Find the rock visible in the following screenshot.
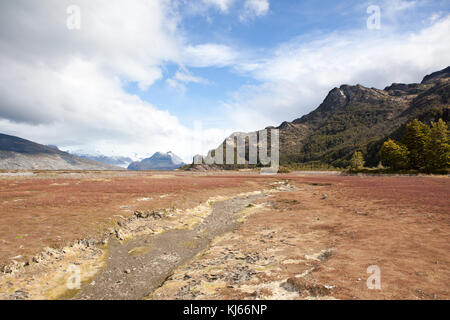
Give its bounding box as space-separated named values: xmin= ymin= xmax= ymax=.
xmin=134 ymin=210 xmax=148 ymax=219
xmin=151 ymin=211 xmax=163 ymax=219
xmin=115 ymin=229 xmax=125 ymax=240
xmin=322 ymin=194 xmax=328 ymax=200
xmin=12 ymin=290 xmax=29 ymax=300
xmin=134 ymin=210 xmax=163 ymax=220
xmin=124 ymin=269 xmax=131 ymax=274
xmin=285 ymin=277 xmax=332 ymax=297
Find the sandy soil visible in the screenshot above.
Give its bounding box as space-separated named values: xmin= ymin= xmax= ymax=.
xmin=0 ymin=171 xmax=449 ymax=300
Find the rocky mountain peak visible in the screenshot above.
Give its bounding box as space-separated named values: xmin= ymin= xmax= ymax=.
xmin=322 ymin=87 xmax=348 ymax=109
xmin=421 ymin=66 xmax=450 ymax=84
xmin=296 ymin=83 xmax=386 ymax=121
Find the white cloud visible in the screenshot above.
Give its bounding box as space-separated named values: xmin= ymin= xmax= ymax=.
xmin=370 ymin=0 xmax=425 ymax=26
xmin=183 ymin=0 xmax=269 ymax=23
xmin=240 ymin=0 xmax=270 ymax=21
xmin=0 ymin=0 xmax=181 ymax=96
xmin=0 ymin=0 xmax=227 ymax=162
xmin=166 ymin=70 xmax=211 ymax=93
xmin=201 ymin=0 xmax=236 ymax=13
xmin=383 ymin=0 xmax=418 ymax=13
xmin=425 ymin=12 xmax=443 ymax=24
xmin=183 ymin=43 xmax=239 ymax=67
xmin=1 ymin=0 xmax=448 ymax=162
xmin=0 ymin=55 xmax=193 ymax=159
xmin=174 ymin=71 xmax=211 ymax=84
xmin=220 ymin=14 xmax=450 ymax=131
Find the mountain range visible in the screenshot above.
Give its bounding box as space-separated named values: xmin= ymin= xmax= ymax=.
xmin=0 ymin=134 xmax=120 ymax=170
xmin=204 ymin=66 xmax=449 ymax=168
xmin=74 ymin=154 xmax=133 ymax=169
xmin=0 ymin=134 xmax=185 ymax=171
xmin=2 ymin=67 xmax=448 ymax=171
xmin=128 ymin=152 xmax=185 ymax=171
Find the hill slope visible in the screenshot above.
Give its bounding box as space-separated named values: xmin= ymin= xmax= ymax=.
xmin=205 ymin=67 xmax=449 ymax=168
xmin=0 ymin=133 xmax=120 ymax=170
xmin=281 ymin=66 xmax=449 ymax=167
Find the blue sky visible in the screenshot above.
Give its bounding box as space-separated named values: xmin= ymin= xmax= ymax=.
xmin=125 ymin=0 xmax=450 ymax=128
xmin=0 ymin=0 xmax=449 ymax=161
xmin=124 ymin=63 xmax=255 ymax=127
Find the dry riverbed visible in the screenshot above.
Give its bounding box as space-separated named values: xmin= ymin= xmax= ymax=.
xmin=0 ymin=173 xmax=289 ymax=299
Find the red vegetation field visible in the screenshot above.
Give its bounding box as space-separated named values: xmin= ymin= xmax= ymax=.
xmin=0 ymin=171 xmax=273 ymax=265
xmin=0 ymin=171 xmax=449 ymax=299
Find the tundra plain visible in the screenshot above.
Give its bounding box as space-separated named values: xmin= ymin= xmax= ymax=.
xmin=0 ymin=171 xmax=448 ymax=300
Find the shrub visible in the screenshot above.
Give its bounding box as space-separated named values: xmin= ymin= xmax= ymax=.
xmin=349 ymin=151 xmax=365 ymax=170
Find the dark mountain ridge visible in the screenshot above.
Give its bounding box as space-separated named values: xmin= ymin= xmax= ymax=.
xmin=0 ymin=133 xmax=120 ymax=170
xmin=279 ymin=66 xmax=450 ymax=167
xmin=203 ymin=67 xmax=449 ymax=168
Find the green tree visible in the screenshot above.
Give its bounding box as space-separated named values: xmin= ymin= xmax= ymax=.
xmin=402 ymin=119 xmax=430 ymax=169
xmin=349 ymin=151 xmax=365 ymax=170
xmin=380 ymin=139 xmax=410 ymax=170
xmin=425 ymin=119 xmax=450 ymax=171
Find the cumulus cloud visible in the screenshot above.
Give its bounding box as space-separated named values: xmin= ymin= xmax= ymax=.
xmin=201 ymin=0 xmax=236 ymax=13
xmin=0 ymin=0 xmax=226 ymax=161
xmin=383 ymin=0 xmax=419 ymax=13
xmin=0 ymin=58 xmax=189 ymax=154
xmin=1 ymin=0 xmax=448 ymax=161
xmin=183 ymin=0 xmax=269 ymax=23
xmin=240 ymin=0 xmax=270 ymax=21
xmin=183 ymin=43 xmax=239 ymax=67
xmin=166 ymin=70 xmax=211 ymax=93
xmin=222 ymin=14 xmax=450 ymax=131
xmin=173 ymin=71 xmax=211 ymax=85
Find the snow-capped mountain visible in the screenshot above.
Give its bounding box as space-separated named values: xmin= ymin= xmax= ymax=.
xmin=128 ymin=151 xmax=185 ymax=171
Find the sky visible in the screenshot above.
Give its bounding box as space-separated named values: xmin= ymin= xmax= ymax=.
xmin=0 ymin=0 xmax=449 ymax=162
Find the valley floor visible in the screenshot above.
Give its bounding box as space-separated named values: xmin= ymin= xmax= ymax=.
xmin=0 ymin=171 xmax=449 ymax=299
